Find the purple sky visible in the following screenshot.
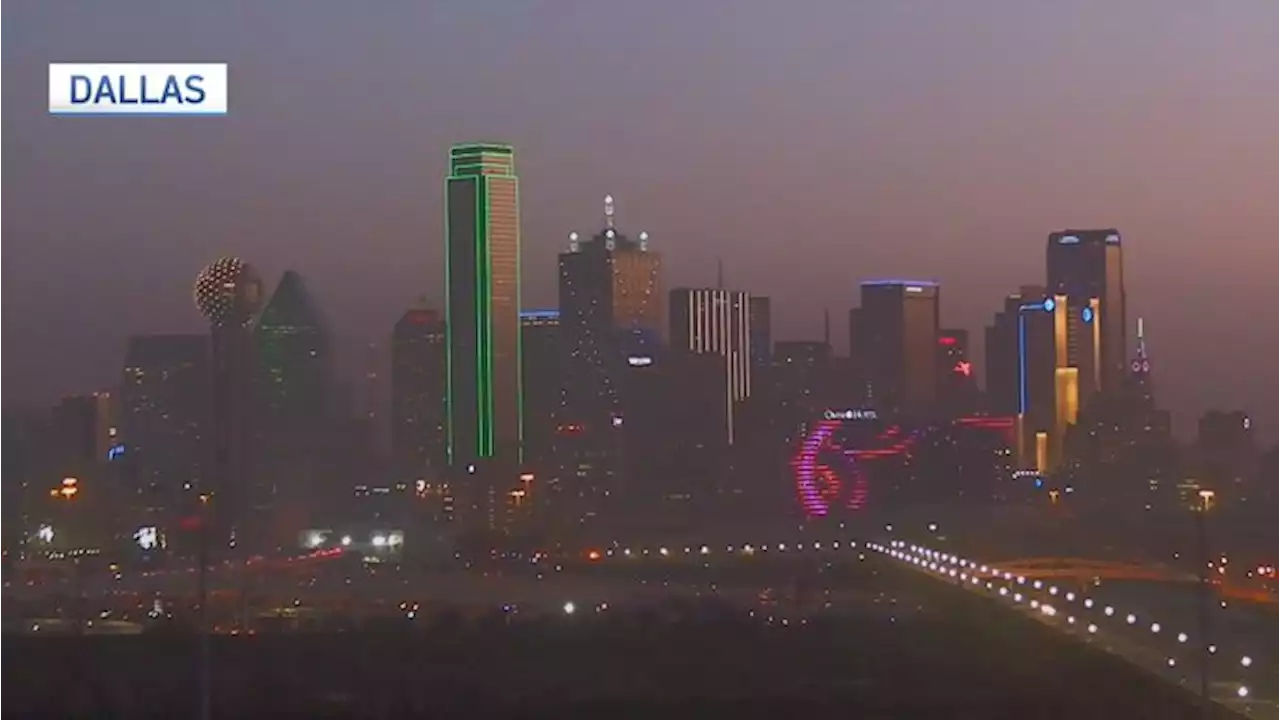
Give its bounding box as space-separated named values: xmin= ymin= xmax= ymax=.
xmin=3 ymin=1 xmax=1276 ymax=439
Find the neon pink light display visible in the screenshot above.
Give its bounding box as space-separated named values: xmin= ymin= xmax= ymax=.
xmin=792 ymin=420 xmax=870 ymax=517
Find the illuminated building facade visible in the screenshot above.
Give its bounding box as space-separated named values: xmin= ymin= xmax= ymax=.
xmin=792 ymin=413 xmax=1013 ymax=518
xmin=853 ymin=280 xmax=940 ymax=419
xmin=1047 ymin=229 xmax=1126 ymax=395
xmin=668 ymin=288 xmax=752 ymax=444
xmin=557 ymin=195 xmax=662 ymax=522
xmin=391 ymin=303 xmax=447 ymax=482
xmin=986 ymin=285 xmax=1100 ymax=473
xmin=445 ymin=143 xmax=523 ymax=472
xmin=558 ymin=195 xmax=662 ymax=436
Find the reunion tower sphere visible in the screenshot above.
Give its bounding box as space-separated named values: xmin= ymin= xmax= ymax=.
xmin=193 ymin=257 xmax=264 ymax=328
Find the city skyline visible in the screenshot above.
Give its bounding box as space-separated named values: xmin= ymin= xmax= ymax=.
xmin=3 ymin=1 xmax=1275 ymax=439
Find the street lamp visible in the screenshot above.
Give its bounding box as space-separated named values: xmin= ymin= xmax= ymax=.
xmin=1194 ymin=488 xmax=1216 ymax=717
xmin=197 ymin=492 xmax=212 ymax=720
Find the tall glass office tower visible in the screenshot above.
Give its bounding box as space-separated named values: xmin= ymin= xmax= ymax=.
xmin=445 ymin=143 xmax=522 ymax=469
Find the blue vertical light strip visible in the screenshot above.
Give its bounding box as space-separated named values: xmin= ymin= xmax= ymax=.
xmin=1017 ymin=312 xmax=1028 ymax=415
xmin=1016 ymin=299 xmax=1054 ymax=416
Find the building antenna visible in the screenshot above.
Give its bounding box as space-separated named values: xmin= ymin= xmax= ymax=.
xmin=604 ymin=194 xmax=615 ymax=230
xmin=1136 ymin=317 xmax=1147 ymax=359
xmin=716 ymin=258 xmax=724 ymax=290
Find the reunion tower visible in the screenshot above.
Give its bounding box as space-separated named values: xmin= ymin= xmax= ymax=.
xmin=194 ymin=257 xmax=263 ymax=553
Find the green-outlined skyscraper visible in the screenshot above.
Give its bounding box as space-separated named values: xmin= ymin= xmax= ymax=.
xmin=445 ymin=143 xmax=522 ymax=470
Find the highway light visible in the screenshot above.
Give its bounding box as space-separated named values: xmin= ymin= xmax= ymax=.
xmin=1177 ymin=632 xmax=1187 ymax=643
xmin=1237 ymin=686 xmax=1249 ymax=698
xmin=1125 ymin=614 xmax=1136 ymax=624
xmin=1150 ymin=623 xmax=1160 ymax=633
xmin=1208 ymin=645 xmax=1217 ymax=654
xmin=1087 ymin=624 xmax=1098 ymax=633
xmin=1065 ymin=592 xmax=1075 ymax=602
xmin=1167 ymin=658 xmax=1176 ymax=667
xmin=1104 ymin=606 xmax=1114 ymax=616
xmin=1240 ymin=656 xmax=1252 ymax=668
xmin=563 ymin=601 xmax=576 ymax=615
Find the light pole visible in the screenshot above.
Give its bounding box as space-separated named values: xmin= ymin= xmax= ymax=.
xmin=1195 ymin=488 xmax=1216 ymax=718
xmin=197 ymin=493 xmax=211 ymax=720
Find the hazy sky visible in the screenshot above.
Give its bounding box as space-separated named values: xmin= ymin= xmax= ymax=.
xmin=3 ymin=1 xmax=1276 ymax=439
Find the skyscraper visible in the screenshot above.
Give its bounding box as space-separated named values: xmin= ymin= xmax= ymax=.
xmin=519 ymin=309 xmax=561 ymax=472
xmin=1046 ymin=229 xmax=1125 ymax=395
xmin=120 ymin=335 xmax=210 ymax=532
xmin=445 ymin=143 xmax=522 ymax=469
xmin=390 ymin=303 xmax=447 ymax=482
xmin=257 ymin=271 xmax=332 ymax=427
xmin=854 ymin=280 xmax=940 ymax=419
xmin=669 ymin=288 xmax=752 ymax=444
xmin=557 ymin=195 xmax=662 ymax=518
xmin=558 ymin=195 xmax=663 ymax=434
xmin=748 ymin=296 xmax=772 ymax=371
xmin=986 ymin=286 xmax=1100 ymax=473
xmin=937 ymin=328 xmax=978 ymax=417
xmin=256 ymin=270 xmax=333 ymax=538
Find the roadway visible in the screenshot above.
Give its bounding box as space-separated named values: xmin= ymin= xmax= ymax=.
xmin=873 ymin=539 xmax=1276 ymax=720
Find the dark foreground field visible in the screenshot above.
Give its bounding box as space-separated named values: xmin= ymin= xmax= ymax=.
xmin=6 ymin=560 xmax=1235 ymax=720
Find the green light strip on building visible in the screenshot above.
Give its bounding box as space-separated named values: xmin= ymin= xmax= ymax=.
xmin=476 ymin=177 xmax=494 ymax=457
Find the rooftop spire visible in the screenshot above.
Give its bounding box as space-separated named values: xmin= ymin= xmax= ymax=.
xmin=604 ymin=194 xmax=615 ymax=230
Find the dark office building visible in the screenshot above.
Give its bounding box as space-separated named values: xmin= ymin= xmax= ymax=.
xmin=390 ymin=304 xmax=447 ymax=482
xmin=255 ymin=270 xmax=333 ymax=541
xmin=557 ymin=196 xmax=663 ymax=522
xmin=119 ymin=334 xmax=211 ymax=536
xmin=519 ymin=310 xmax=562 ymax=473
xmin=1046 ymin=229 xmax=1126 ymax=395
xmin=669 ymin=288 xmax=752 ymax=444
xmin=937 ymin=328 xmax=978 ymax=417
xmin=853 ymin=280 xmax=940 ymax=419
xmin=1198 ymin=410 xmax=1257 ymax=490
xmin=985 ymin=286 xmax=1050 ymax=419
xmin=748 ymin=296 xmax=772 ymax=370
